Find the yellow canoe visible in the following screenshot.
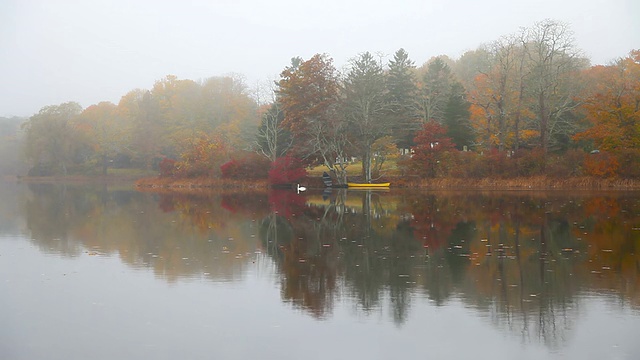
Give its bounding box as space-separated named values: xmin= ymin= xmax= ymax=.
xmin=347 ymin=182 xmax=391 ymax=188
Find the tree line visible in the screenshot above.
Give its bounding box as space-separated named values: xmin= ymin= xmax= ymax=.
xmin=16 ymin=19 xmax=640 ymax=181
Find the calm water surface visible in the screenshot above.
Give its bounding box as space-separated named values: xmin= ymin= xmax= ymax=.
xmin=1 ymin=182 xmax=639 ymax=360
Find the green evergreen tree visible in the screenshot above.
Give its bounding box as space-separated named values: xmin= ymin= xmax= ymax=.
xmin=386 ymin=48 xmax=420 ymax=149
xmin=343 ymin=52 xmax=390 ymax=182
xmin=419 ymin=57 xmax=453 ymax=124
xmin=444 ymin=82 xmax=475 ymax=150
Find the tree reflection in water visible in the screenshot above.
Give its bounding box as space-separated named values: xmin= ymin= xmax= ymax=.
xmin=15 ymin=183 xmax=640 ymax=346
xmin=255 ymin=189 xmax=639 ymax=340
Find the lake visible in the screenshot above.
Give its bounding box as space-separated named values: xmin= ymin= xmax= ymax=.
xmin=1 ymin=182 xmax=639 ymax=360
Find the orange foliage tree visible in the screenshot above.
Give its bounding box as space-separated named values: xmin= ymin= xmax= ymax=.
xmin=574 ymin=50 xmax=640 ymax=177
xmin=174 ymin=134 xmax=227 ymax=178
xmin=277 ymin=54 xmax=350 ymax=183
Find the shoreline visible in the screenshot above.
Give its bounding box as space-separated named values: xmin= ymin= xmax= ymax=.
xmin=135 ymin=175 xmax=640 ymax=191
xmin=9 ymin=175 xmax=640 ymax=191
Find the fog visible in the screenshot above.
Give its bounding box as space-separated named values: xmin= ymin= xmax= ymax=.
xmin=1 ymin=0 xmax=638 ymax=117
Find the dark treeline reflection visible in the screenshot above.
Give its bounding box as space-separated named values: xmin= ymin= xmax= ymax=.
xmin=10 ymin=184 xmax=640 ymax=342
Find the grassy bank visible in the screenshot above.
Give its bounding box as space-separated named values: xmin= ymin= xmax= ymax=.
xmin=15 ymin=169 xmax=156 ymax=184
xmin=135 ymin=176 xmax=269 ymax=191
xmin=393 ymin=176 xmax=640 ymax=190
xmin=134 ymin=175 xmax=640 ymax=191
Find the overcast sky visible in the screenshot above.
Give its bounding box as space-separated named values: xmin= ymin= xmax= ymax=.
xmin=1 ymin=0 xmax=638 ymax=117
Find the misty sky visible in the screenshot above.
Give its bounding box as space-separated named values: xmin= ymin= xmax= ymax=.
xmin=1 ymin=0 xmax=638 ymax=117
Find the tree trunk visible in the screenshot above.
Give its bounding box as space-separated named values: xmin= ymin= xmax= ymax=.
xmin=539 ymin=92 xmax=548 ymax=153
xmin=362 ymin=148 xmax=373 ymax=183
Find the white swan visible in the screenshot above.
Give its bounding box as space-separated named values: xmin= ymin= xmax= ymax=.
xmin=296 ymin=184 xmax=307 ymax=193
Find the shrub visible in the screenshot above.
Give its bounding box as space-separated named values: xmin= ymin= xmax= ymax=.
xmin=220 ymin=153 xmax=271 ymax=179
xmin=448 ymin=151 xmax=487 ymax=178
xmin=546 ymin=149 xmax=586 ymax=178
xmin=583 ymin=151 xmax=619 ymax=178
xmin=174 ymin=135 xmax=226 ymax=178
xmin=158 ymin=157 xmax=177 ymax=177
xmin=396 ymin=154 xmax=413 ymax=176
xmin=269 ymin=156 xmax=307 ymax=184
xmin=615 ymin=148 xmax=640 ymax=178
xmin=514 ymin=148 xmax=546 ymax=177
xmin=486 ymin=149 xmax=511 ymax=177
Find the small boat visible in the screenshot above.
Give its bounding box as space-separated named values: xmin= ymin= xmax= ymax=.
xmin=322 ymin=171 xmax=348 ymax=188
xmin=347 ymin=182 xmax=391 ymax=188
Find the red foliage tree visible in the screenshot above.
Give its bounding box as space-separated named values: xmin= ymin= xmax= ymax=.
xmin=158 ymin=157 xmax=177 ymax=177
xmin=410 ymin=121 xmax=456 ymax=177
xmin=268 ymin=156 xmax=307 ymax=184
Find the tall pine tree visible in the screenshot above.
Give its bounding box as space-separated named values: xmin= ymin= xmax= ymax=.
xmin=386 ymin=48 xmax=420 ymax=149
xmin=444 ymin=82 xmax=474 ymax=150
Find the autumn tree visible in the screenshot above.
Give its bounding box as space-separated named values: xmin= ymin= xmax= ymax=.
xmin=343 ymin=52 xmax=390 ymax=183
xmin=467 ymin=35 xmax=535 ymax=153
xmin=174 ymin=133 xmax=227 ymax=178
xmin=0 ymin=116 xmax=28 ymax=176
xmin=117 ymin=89 xmax=164 ymax=169
xmin=22 ymin=102 xmax=86 ymax=175
xmin=522 ymin=19 xmax=588 ymax=153
xmin=574 ymin=50 xmax=640 ymax=177
xmin=116 ymin=75 xmax=258 ymax=172
xmin=410 ymin=121 xmax=455 ymax=177
xmin=481 ymin=35 xmax=520 ymax=152
xmin=277 ymin=54 xmax=349 ymax=184
xmin=200 ymin=75 xmax=259 ymax=154
xmin=77 ymin=101 xmax=130 ymax=175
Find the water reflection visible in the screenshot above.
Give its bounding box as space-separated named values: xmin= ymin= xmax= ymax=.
xmin=3 ymin=182 xmax=639 ymax=348
xmin=14 ymin=183 xmax=264 ymax=282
